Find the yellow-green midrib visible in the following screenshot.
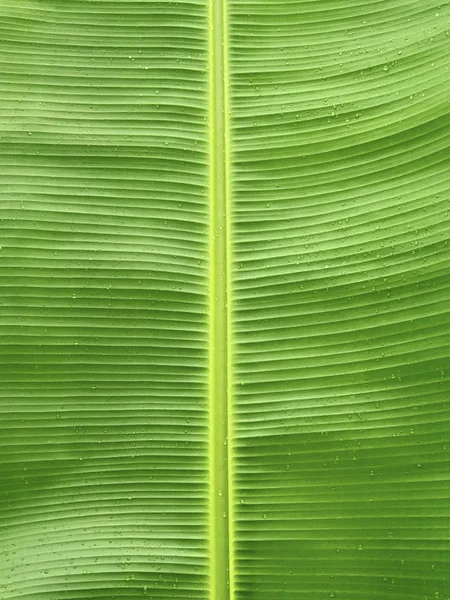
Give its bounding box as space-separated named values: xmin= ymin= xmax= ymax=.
xmin=208 ymin=0 xmax=234 ymax=596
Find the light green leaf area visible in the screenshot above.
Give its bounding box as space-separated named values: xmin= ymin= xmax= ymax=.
xmin=0 ymin=1 xmax=449 ymax=600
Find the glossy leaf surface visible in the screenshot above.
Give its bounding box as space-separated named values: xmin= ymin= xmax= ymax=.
xmin=0 ymin=1 xmax=449 ymax=599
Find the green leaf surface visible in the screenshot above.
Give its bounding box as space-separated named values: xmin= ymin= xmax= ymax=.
xmin=0 ymin=1 xmax=449 ymax=600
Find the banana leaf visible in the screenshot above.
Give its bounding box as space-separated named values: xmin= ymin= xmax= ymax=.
xmin=0 ymin=1 xmax=449 ymax=599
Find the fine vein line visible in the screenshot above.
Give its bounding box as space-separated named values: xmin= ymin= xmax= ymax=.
xmin=208 ymin=0 xmax=233 ymax=595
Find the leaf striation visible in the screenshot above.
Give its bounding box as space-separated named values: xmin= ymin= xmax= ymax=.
xmin=0 ymin=1 xmax=449 ymax=599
